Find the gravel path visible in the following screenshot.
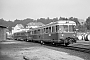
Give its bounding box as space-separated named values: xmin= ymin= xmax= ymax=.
xmin=0 ymin=40 xmax=90 ymax=60
xmin=1 ymin=47 xmax=85 ymax=60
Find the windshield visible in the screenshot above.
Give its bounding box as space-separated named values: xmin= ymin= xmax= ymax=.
xmin=59 ymin=25 xmax=68 ymax=32
xmin=59 ymin=25 xmax=75 ymax=32
xmin=69 ymin=25 xmax=75 ymax=32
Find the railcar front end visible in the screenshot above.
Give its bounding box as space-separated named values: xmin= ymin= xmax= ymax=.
xmin=57 ymin=21 xmax=78 ymax=46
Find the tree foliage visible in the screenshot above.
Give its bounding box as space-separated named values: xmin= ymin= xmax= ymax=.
xmin=86 ymin=16 xmax=90 ymax=30
xmin=0 ymin=17 xmax=81 ymax=31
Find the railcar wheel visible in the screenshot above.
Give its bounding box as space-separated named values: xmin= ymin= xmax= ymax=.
xmin=52 ymin=42 xmax=55 ymax=45
xmin=72 ymin=38 xmax=77 ymax=43
xmin=69 ymin=39 xmax=73 ymax=44
xmin=42 ymin=42 xmax=45 ymax=45
xmin=40 ymin=41 xmax=44 ymax=45
xmin=26 ymin=39 xmax=29 ymax=42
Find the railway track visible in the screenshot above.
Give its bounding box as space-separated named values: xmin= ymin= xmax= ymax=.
xmin=17 ymin=40 xmax=90 ymax=54
xmin=63 ymin=46 xmax=90 ymax=53
xmin=42 ymin=43 xmax=90 ymax=54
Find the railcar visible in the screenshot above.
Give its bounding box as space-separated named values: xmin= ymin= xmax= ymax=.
xmin=13 ymin=31 xmax=27 ymax=41
xmin=27 ymin=20 xmax=78 ymax=46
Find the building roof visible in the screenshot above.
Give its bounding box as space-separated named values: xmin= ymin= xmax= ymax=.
xmin=0 ymin=25 xmax=7 ymax=28
xmin=26 ymin=22 xmax=45 ymax=28
xmin=27 ymin=22 xmax=45 ymax=26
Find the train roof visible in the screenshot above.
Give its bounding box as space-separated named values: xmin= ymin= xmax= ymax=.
xmin=27 ymin=20 xmax=76 ymax=31
xmin=57 ymin=20 xmax=76 ymax=24
xmin=48 ymin=20 xmax=76 ymax=25
xmin=41 ymin=20 xmax=76 ymax=28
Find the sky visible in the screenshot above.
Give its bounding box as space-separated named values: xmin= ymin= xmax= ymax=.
xmin=0 ymin=0 xmax=90 ymax=21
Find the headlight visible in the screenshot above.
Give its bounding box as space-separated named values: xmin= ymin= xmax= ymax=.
xmin=73 ymin=34 xmax=75 ymax=36
xmin=62 ymin=34 xmax=64 ymax=36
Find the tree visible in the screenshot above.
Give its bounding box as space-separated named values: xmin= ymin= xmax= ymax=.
xmin=52 ymin=17 xmax=58 ymax=22
xmin=69 ymin=17 xmax=80 ymax=25
xmin=59 ymin=17 xmax=68 ymax=20
xmin=86 ymin=16 xmax=90 ymax=30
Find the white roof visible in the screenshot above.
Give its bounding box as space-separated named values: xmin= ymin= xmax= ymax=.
xmin=46 ymin=20 xmax=76 ymax=26
xmin=57 ymin=20 xmax=76 ymax=24
xmin=33 ymin=20 xmax=76 ymax=29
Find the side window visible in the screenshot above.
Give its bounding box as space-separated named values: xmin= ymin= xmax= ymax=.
xmin=46 ymin=27 xmax=48 ymax=33
xmin=38 ymin=29 xmax=40 ymax=34
xmin=48 ymin=27 xmax=51 ymax=33
xmin=69 ymin=25 xmax=75 ymax=32
xmin=34 ymin=30 xmax=37 ymax=34
xmin=59 ymin=25 xmax=64 ymax=32
xmin=30 ymin=31 xmax=32 ymax=35
xmin=41 ymin=29 xmax=43 ymax=34
xmin=31 ymin=31 xmax=32 ymax=35
xmin=27 ymin=31 xmax=30 ymax=35
xmin=21 ymin=33 xmax=22 ymax=35
xmin=14 ymin=33 xmax=16 ymax=36
xmin=36 ymin=30 xmax=38 ymax=34
xmin=52 ymin=26 xmax=55 ymax=32
xmin=56 ymin=25 xmax=59 ymax=32
xmin=17 ymin=33 xmax=19 ymax=36
xmin=44 ymin=28 xmax=46 ymax=33
xmin=63 ymin=25 xmax=68 ymax=32
xmin=31 ymin=31 xmax=33 ymax=34
xmin=39 ymin=29 xmax=41 ymax=34
xmin=32 ymin=31 xmax=35 ymax=34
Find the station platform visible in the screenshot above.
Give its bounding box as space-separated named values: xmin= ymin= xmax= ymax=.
xmin=69 ymin=40 xmax=90 ymax=49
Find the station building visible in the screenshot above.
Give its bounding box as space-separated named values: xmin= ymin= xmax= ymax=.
xmin=0 ymin=25 xmax=7 ymax=41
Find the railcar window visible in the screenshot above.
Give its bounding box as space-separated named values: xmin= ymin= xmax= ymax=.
xmin=31 ymin=31 xmax=33 ymax=34
xmin=27 ymin=32 xmax=30 ymax=35
xmin=59 ymin=25 xmax=68 ymax=32
xmin=25 ymin=33 xmax=28 ymax=36
xmin=20 ymin=33 xmax=21 ymax=36
xmin=21 ymin=33 xmax=23 ymax=36
xmin=59 ymin=25 xmax=64 ymax=32
xmin=34 ymin=30 xmax=37 ymax=34
xmin=38 ymin=29 xmax=40 ymax=34
xmin=20 ymin=33 xmax=22 ymax=35
xmin=63 ymin=25 xmax=68 ymax=32
xmin=28 ymin=31 xmax=31 ymax=35
xmin=32 ymin=31 xmax=33 ymax=34
xmin=41 ymin=29 xmax=43 ymax=34
xmin=14 ymin=33 xmax=17 ymax=36
xmin=48 ymin=27 xmax=51 ymax=33
xmin=52 ymin=26 xmax=55 ymax=32
xmin=43 ymin=28 xmax=46 ymax=33
xmin=30 ymin=31 xmax=32 ymax=35
xmin=14 ymin=33 xmax=16 ymax=36
xmin=36 ymin=30 xmax=38 ymax=34
xmin=69 ymin=25 xmax=75 ymax=32
xmin=16 ymin=33 xmax=17 ymax=36
xmin=32 ymin=31 xmax=34 ymax=34
xmin=40 ymin=29 xmax=42 ymax=34
xmin=46 ymin=27 xmax=48 ymax=33
xmin=56 ymin=25 xmax=59 ymax=32
xmin=17 ymin=33 xmax=20 ymax=36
